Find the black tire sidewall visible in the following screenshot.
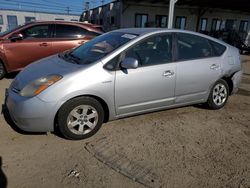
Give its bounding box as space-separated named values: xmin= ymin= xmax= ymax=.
xmin=207 ymin=79 xmax=229 ymax=109
xmin=58 ymin=97 xmax=104 ymax=140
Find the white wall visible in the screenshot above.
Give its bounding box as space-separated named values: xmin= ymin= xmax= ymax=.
xmin=0 ymin=10 xmax=80 ymax=32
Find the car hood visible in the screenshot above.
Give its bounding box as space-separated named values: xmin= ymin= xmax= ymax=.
xmin=12 ymin=55 xmax=84 ymax=91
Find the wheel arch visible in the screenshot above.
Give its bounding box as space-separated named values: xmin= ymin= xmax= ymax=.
xmin=221 ymin=73 xmax=235 ymax=96
xmin=54 ymin=94 xmax=110 ymax=130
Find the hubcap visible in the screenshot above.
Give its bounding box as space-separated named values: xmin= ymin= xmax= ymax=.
xmin=212 ymin=83 xmax=227 ymax=106
xmin=67 ymin=105 xmax=98 ymax=135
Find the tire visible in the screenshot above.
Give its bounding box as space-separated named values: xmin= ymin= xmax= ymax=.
xmin=0 ymin=61 xmax=6 ymax=79
xmin=206 ymin=79 xmax=229 ymax=109
xmin=58 ymin=97 xmax=104 ymax=140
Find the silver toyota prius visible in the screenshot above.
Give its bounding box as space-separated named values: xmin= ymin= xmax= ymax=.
xmin=6 ymin=28 xmax=242 ymax=140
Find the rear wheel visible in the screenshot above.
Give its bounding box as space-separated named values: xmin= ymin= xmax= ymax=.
xmin=206 ymin=79 xmax=229 ymax=109
xmin=58 ymin=97 xmax=104 ymax=140
xmin=0 ymin=61 xmax=6 ymax=79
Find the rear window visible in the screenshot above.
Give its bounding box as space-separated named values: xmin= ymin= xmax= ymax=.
xmin=209 ymin=40 xmax=226 ymax=56
xmin=55 ymin=24 xmax=99 ymax=38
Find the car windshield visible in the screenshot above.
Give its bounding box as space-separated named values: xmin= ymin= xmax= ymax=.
xmin=59 ymin=32 xmax=137 ymax=65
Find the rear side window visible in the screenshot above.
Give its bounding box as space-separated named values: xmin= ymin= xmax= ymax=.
xmin=55 ymin=24 xmax=98 ymax=38
xmin=176 ymin=33 xmax=213 ymax=61
xmin=209 ymin=40 xmax=226 ymax=56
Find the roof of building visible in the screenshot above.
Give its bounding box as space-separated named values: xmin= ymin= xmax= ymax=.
xmin=124 ymin=0 xmax=250 ymax=13
xmin=83 ymin=0 xmax=250 ymax=13
xmin=0 ymin=8 xmax=80 ymax=16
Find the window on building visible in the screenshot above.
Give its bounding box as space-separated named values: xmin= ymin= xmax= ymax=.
xmin=176 ymin=33 xmax=213 ymax=61
xmin=225 ymin=19 xmax=235 ymax=31
xmin=239 ymin=20 xmax=248 ymax=32
xmin=21 ymin=24 xmax=50 ymax=39
xmin=199 ymin=18 xmax=207 ymax=31
xmin=7 ymin=15 xmax=18 ymax=30
xmin=125 ymin=33 xmax=172 ymax=66
xmin=0 ymin=15 xmax=3 ymax=25
xmin=70 ymin=19 xmax=79 ymax=22
xmin=99 ymin=19 xmax=103 ymax=25
xmin=155 ymin=15 xmax=168 ymax=28
xmin=25 ymin=17 xmax=36 ymax=23
xmin=211 ymin=19 xmax=221 ymax=31
xmin=135 ymin=14 xmax=148 ymax=28
xmin=55 ymin=18 xmax=64 ymax=21
xmin=175 ymin=16 xmax=186 ymax=29
xmin=110 ymin=16 xmax=115 ymax=25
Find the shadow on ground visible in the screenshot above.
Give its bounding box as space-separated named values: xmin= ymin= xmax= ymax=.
xmin=4 ymin=72 xmax=19 ymax=80
xmin=0 ymin=157 xmax=7 ymax=188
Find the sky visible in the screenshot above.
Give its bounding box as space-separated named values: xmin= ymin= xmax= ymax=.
xmin=0 ymin=0 xmax=114 ymax=15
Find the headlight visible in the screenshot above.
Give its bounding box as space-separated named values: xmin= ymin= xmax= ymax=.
xmin=20 ymin=75 xmax=62 ymax=97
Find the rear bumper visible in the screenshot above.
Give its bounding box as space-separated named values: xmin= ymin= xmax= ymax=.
xmin=231 ymin=70 xmax=243 ymax=94
xmin=5 ymin=89 xmax=58 ymax=132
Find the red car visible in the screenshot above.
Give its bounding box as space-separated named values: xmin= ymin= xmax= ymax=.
xmin=0 ymin=21 xmax=103 ymax=79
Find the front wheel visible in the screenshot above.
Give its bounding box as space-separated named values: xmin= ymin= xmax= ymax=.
xmin=206 ymin=79 xmax=229 ymax=109
xmin=58 ymin=97 xmax=104 ymax=140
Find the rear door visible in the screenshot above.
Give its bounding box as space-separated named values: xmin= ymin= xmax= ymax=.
xmin=51 ymin=24 xmax=97 ymax=54
xmin=174 ymin=32 xmax=223 ymax=104
xmin=115 ymin=33 xmax=176 ymax=115
xmin=4 ymin=24 xmax=53 ymax=71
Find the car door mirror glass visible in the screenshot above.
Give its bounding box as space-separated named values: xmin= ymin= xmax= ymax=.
xmin=121 ymin=57 xmax=138 ymax=69
xmin=9 ymin=33 xmax=23 ymax=41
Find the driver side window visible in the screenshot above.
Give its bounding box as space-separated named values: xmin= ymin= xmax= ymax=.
xmin=125 ymin=33 xmax=172 ymax=67
xmin=21 ymin=24 xmax=50 ymax=39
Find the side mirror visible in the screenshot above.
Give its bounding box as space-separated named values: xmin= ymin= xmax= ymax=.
xmin=121 ymin=57 xmax=138 ymax=69
xmin=9 ymin=33 xmax=23 ymax=41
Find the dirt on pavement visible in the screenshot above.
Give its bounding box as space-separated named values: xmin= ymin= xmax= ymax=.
xmin=0 ymin=56 xmax=249 ymax=188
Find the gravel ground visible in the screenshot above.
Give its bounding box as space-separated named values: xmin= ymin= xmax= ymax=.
xmin=0 ymin=56 xmax=249 ymax=188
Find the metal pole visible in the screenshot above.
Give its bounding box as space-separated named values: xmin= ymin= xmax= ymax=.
xmin=168 ymin=0 xmax=178 ymax=29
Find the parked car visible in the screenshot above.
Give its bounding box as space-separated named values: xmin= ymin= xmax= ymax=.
xmin=0 ymin=21 xmax=103 ymax=79
xmin=6 ymin=28 xmax=242 ymax=140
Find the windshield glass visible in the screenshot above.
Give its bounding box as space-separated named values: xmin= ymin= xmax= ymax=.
xmin=59 ymin=32 xmax=137 ymax=65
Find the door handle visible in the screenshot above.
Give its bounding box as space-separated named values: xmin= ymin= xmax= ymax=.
xmin=210 ymin=64 xmax=220 ymax=70
xmin=163 ymin=70 xmax=174 ymax=77
xmin=39 ymin=42 xmax=48 ymax=47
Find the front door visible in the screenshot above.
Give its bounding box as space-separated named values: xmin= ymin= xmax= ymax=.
xmin=4 ymin=24 xmax=53 ymax=71
xmin=115 ymin=33 xmax=176 ymax=115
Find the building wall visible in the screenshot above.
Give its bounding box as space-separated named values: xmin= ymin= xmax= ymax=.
xmin=0 ymin=10 xmax=80 ymax=32
xmin=81 ymin=1 xmax=250 ymax=42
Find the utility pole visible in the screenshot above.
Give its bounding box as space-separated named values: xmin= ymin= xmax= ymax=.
xmin=168 ymin=0 xmax=178 ymax=29
xmin=66 ymin=6 xmax=70 ymax=15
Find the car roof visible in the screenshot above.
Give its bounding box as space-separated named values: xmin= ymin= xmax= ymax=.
xmin=113 ymin=28 xmax=230 ymax=47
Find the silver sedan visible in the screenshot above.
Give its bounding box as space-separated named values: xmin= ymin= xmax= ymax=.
xmin=6 ymin=28 xmax=242 ymax=140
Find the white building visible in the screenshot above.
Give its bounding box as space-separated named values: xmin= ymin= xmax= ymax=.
xmin=81 ymin=0 xmax=250 ymax=43
xmin=0 ymin=9 xmax=80 ymax=32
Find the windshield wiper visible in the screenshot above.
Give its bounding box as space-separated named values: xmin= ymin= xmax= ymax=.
xmin=61 ymin=52 xmax=81 ymax=64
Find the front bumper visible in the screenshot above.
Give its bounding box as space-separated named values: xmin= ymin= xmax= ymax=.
xmin=232 ymin=70 xmax=243 ymax=94
xmin=5 ymin=89 xmax=59 ymax=132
